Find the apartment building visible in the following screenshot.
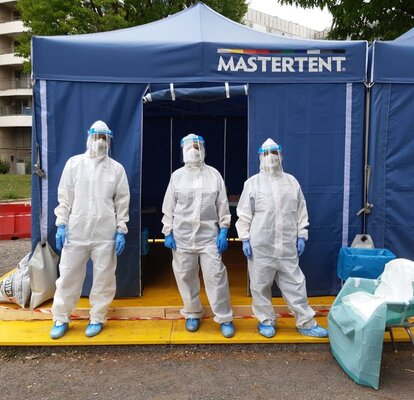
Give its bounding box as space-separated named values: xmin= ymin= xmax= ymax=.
xmin=0 ymin=0 xmax=31 ymax=174
xmin=243 ymin=8 xmax=329 ymax=39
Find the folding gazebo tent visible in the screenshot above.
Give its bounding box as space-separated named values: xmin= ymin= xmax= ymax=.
xmin=31 ymin=3 xmax=367 ymax=297
xmin=367 ymin=28 xmax=414 ymax=259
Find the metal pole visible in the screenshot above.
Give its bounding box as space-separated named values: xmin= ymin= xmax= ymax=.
xmin=170 ymin=117 xmax=173 ymax=175
xmin=223 ymin=117 xmax=227 ymax=183
xmin=362 ymin=82 xmax=374 ymax=235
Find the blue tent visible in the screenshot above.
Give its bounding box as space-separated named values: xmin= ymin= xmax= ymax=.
xmin=31 ymin=2 xmax=367 ymax=297
xmin=367 ymin=29 xmax=414 ymax=259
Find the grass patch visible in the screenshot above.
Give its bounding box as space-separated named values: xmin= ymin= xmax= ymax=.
xmin=0 ymin=174 xmax=31 ymax=201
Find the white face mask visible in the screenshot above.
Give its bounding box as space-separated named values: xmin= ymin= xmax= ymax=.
xmin=185 ymin=148 xmax=201 ymax=163
xmin=91 ymin=139 xmax=108 ymax=156
xmin=262 ymin=154 xmax=280 ymax=169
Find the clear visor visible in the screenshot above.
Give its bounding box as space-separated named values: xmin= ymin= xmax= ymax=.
xmin=90 ymin=133 xmax=111 ymax=142
xmin=181 ymin=137 xmax=205 ymax=163
xmin=261 ymin=150 xmax=280 ymax=157
xmin=87 ymin=133 xmax=111 ymax=156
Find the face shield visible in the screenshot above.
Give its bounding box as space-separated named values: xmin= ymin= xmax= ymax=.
xmin=87 ymin=121 xmax=113 ymax=158
xmin=258 ymin=139 xmax=283 ymax=175
xmin=180 ymin=134 xmax=206 ymax=164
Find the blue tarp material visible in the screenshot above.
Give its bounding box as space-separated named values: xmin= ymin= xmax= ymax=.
xmin=31 ymin=81 xmax=146 ymax=297
xmin=367 ymin=28 xmax=414 ymax=260
xmin=249 ymin=83 xmax=365 ymax=295
xmin=31 ymin=3 xmax=367 ymax=297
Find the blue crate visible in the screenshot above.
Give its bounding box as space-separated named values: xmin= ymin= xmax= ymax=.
xmin=337 ymin=247 xmax=396 ymax=280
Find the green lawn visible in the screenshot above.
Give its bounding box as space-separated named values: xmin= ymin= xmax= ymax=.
xmin=0 ymin=174 xmax=31 ymax=201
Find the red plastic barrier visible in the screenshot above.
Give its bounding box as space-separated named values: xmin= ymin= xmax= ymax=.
xmin=0 ymin=202 xmax=31 ymax=240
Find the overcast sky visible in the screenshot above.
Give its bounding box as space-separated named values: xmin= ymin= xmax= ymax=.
xmin=247 ymin=0 xmax=333 ymax=31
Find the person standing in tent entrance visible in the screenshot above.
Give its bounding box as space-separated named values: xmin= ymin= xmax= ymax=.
xmin=50 ymin=120 xmax=130 ymax=340
xmin=236 ymin=138 xmax=328 ymax=339
xmin=161 ymin=133 xmax=235 ymax=338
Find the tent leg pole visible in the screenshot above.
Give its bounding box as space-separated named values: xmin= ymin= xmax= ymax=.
xmin=224 ymin=117 xmax=227 ymax=183
xmin=170 ymin=117 xmax=173 ymax=175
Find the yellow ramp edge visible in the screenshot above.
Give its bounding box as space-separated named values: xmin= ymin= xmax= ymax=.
xmin=0 ymin=316 xmax=411 ymax=346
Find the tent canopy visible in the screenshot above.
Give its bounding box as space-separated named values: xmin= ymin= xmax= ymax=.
xmin=32 ymin=2 xmax=367 ymax=84
xmin=371 ymin=27 xmax=414 ymax=83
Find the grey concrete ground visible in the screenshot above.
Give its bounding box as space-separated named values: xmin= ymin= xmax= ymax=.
xmin=1 ymin=239 xmax=413 ymax=400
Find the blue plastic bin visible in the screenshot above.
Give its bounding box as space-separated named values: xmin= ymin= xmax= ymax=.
xmin=337 ymin=247 xmax=396 ymax=280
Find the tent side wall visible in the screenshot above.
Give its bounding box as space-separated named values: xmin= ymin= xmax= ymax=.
xmin=249 ymin=83 xmax=365 ymax=295
xmin=367 ymin=39 xmax=414 ymax=259
xmin=367 ymin=83 xmax=414 ymax=258
xmin=31 ymin=80 xmax=147 ymax=297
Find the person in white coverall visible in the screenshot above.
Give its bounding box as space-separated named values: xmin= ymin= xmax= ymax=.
xmin=236 ymin=138 xmax=328 ymax=338
xmin=162 ymin=133 xmax=235 ymax=338
xmin=50 ymin=120 xmax=130 ymax=340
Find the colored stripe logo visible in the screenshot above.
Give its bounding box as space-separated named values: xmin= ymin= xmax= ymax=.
xmin=217 ymin=48 xmax=345 ymax=55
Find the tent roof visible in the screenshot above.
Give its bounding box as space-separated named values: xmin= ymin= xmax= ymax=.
xmin=32 ymin=2 xmax=367 ymax=83
xmin=371 ymin=27 xmax=414 ymax=83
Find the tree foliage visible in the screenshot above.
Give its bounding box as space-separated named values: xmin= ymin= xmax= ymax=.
xmin=16 ymin=0 xmax=248 ymax=69
xmin=279 ymin=0 xmax=414 ymax=41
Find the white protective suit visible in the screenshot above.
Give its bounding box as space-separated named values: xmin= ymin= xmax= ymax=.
xmin=52 ymin=121 xmax=130 ymax=324
xmin=236 ymin=138 xmax=316 ymax=329
xmin=162 ymin=134 xmax=233 ymax=324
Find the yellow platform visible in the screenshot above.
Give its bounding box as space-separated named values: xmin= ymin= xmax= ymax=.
xmin=0 ymin=243 xmax=411 ymax=346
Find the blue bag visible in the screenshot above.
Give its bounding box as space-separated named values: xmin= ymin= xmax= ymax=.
xmin=337 ymin=247 xmax=396 ymax=280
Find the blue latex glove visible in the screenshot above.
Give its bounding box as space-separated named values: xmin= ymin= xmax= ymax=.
xmin=297 ymin=237 xmax=306 ymax=257
xmin=242 ymin=240 xmax=252 ymax=260
xmin=217 ymin=228 xmax=228 ymax=254
xmin=55 ymin=225 xmax=67 ymax=251
xmin=115 ymin=232 xmax=126 ymax=256
xmin=164 ymin=232 xmax=176 ymax=250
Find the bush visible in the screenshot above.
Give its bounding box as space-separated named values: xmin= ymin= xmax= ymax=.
xmin=25 ymin=160 xmax=31 ymax=175
xmin=0 ymin=159 xmax=10 ymax=174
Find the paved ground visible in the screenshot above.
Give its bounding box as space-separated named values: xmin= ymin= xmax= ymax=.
xmin=1 ymin=239 xmax=413 ymax=399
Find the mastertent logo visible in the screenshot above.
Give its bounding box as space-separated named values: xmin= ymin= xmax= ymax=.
xmin=217 ymin=48 xmax=346 ymax=73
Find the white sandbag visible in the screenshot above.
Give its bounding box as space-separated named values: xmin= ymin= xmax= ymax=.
xmin=0 ymin=253 xmax=31 ymax=308
xmin=29 ymin=241 xmax=59 ymax=309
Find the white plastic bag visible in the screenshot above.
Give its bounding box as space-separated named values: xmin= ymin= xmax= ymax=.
xmin=29 ymin=241 xmax=59 ymax=309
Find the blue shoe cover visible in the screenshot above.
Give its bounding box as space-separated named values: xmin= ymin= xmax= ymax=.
xmin=297 ymin=325 xmax=328 ymax=338
xmin=220 ymin=322 xmax=235 ymax=338
xmin=50 ymin=322 xmax=69 ymax=339
xmin=258 ymin=323 xmax=276 ymax=338
xmin=185 ymin=318 xmax=200 ymax=332
xmin=85 ymin=322 xmax=103 ymax=337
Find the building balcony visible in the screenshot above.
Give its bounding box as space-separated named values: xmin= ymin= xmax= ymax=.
xmin=0 ymin=114 xmax=31 ymax=127
xmin=0 ymin=78 xmax=31 ymax=95
xmin=0 ymin=105 xmax=32 ymax=116
xmin=0 ymin=87 xmax=31 ymax=97
xmin=0 ymin=20 xmax=26 ymax=35
xmin=0 ymin=52 xmax=25 ymax=66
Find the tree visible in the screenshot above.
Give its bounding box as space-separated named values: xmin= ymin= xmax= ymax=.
xmin=16 ymin=0 xmax=248 ymax=70
xmin=279 ymin=0 xmax=414 ymax=41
